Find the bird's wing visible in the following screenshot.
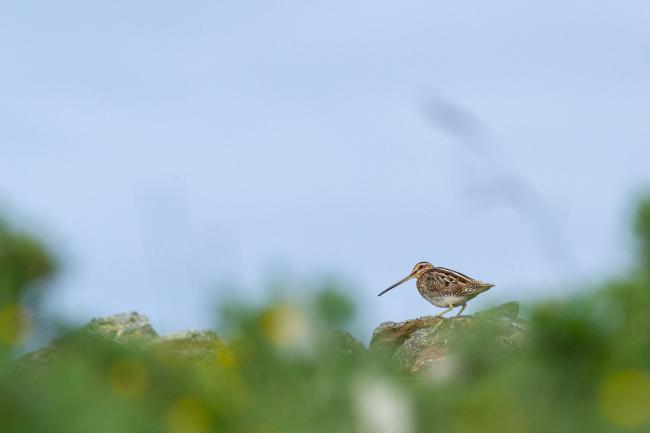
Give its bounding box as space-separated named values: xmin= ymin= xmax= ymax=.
xmin=432 ymin=267 xmax=493 ymax=295
xmin=432 ymin=267 xmax=474 ymax=284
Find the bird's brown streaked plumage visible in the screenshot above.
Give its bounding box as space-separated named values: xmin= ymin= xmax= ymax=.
xmin=378 ymin=261 xmax=494 ymax=317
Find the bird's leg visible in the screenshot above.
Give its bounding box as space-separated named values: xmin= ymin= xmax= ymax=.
xmin=435 ymin=303 xmax=455 ymax=318
xmin=454 ymin=303 xmax=467 ymax=317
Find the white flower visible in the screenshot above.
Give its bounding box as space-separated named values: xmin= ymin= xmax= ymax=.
xmin=353 ymin=376 xmax=414 ymax=433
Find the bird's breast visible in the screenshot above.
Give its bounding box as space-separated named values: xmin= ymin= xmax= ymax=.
xmin=416 ymin=275 xmax=468 ymax=307
xmin=424 ymin=294 xmax=467 ymax=307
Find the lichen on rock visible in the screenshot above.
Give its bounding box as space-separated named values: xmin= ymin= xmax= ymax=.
xmin=370 ymin=302 xmax=526 ymax=374
xmin=84 ymin=311 xmax=158 ymax=341
xmin=22 ymin=305 xmax=524 ymax=375
xmin=21 ymin=312 xmax=224 ymax=367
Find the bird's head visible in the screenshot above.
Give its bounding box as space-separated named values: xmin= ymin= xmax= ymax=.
xmin=378 ymin=261 xmax=433 ymax=297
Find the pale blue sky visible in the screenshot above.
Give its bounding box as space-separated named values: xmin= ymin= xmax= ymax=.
xmin=1 ymin=0 xmax=649 ymax=337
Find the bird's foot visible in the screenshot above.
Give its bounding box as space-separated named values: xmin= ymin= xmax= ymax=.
xmin=435 ymin=304 xmax=455 ymax=319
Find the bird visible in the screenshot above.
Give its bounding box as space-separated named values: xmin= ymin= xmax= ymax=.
xmin=378 ymin=262 xmax=494 ymax=318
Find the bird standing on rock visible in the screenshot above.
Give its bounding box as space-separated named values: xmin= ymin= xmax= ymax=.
xmin=378 ymin=262 xmax=494 ymax=317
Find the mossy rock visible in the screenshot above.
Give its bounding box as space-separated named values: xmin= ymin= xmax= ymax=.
xmin=370 ymin=302 xmax=526 ymax=373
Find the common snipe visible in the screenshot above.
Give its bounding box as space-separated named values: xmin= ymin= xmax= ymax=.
xmin=378 ymin=262 xmax=494 ymax=317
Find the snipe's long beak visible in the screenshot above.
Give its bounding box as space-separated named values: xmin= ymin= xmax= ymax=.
xmin=377 ymin=274 xmax=413 ymax=297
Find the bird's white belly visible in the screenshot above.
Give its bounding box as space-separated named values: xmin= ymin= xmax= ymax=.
xmin=428 ymin=295 xmax=466 ymax=308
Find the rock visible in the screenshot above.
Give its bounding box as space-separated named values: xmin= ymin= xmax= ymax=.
xmin=370 ymin=303 xmax=526 ymax=374
xmin=371 ymin=316 xmax=445 ymax=350
xmin=20 ymin=339 xmax=59 ymax=368
xmin=155 ymin=330 xmax=224 ymax=360
xmin=22 ymin=305 xmax=525 ymax=375
xmin=330 ymin=330 xmax=366 ymax=358
xmin=21 ymin=312 xmax=223 ymax=368
xmin=22 ymin=311 xmax=369 ymax=369
xmin=84 ymin=311 xmax=158 ymax=341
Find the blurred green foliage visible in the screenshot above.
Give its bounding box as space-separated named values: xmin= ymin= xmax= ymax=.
xmin=0 ymin=218 xmax=55 ymax=305
xmin=634 ymin=196 xmax=650 ymax=270
xmin=0 ymin=218 xmax=55 ymax=353
xmin=1 ymin=201 xmax=650 ymax=433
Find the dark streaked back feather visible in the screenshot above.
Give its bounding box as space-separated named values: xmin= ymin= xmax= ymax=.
xmin=417 ymin=267 xmax=494 ymax=298
xmin=433 ymin=267 xmax=474 ymax=284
